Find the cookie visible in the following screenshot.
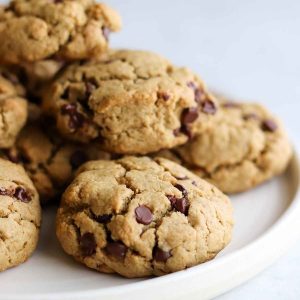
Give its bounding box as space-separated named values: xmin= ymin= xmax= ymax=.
xmin=56 ymin=156 xmax=233 ymax=278
xmin=0 ymin=0 xmax=121 ymax=64
xmin=3 ymin=121 xmax=111 ymax=204
xmin=0 ymin=67 xmax=28 ymax=148
xmin=0 ymin=158 xmax=41 ymax=272
xmin=43 ymin=49 xmax=219 ymax=154
xmin=157 ymin=100 xmax=292 ymax=194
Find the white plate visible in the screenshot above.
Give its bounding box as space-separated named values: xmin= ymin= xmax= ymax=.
xmin=1 ymin=152 xmax=299 ymax=300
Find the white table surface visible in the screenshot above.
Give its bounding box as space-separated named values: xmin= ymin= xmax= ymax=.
xmin=105 ymin=0 xmax=300 ymax=299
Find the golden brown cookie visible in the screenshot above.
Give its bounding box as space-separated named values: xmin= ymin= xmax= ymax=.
xmin=56 ymin=156 xmax=233 ymax=278
xmin=0 ymin=67 xmax=28 ymax=148
xmin=156 ymin=100 xmax=292 ymax=194
xmin=0 ymin=158 xmax=41 ymax=272
xmin=0 ymin=0 xmax=121 ymax=64
xmin=43 ymin=50 xmax=219 ymax=154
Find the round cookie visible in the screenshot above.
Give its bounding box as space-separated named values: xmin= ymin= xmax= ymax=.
xmin=56 ymin=156 xmax=233 ymax=278
xmin=0 ymin=0 xmax=121 ymax=64
xmin=157 ymin=100 xmax=292 ymax=194
xmin=43 ymin=50 xmax=219 ymax=154
xmin=0 ymin=67 xmax=28 ymax=148
xmin=3 ymin=122 xmax=111 ymax=205
xmin=0 ymin=158 xmax=41 ymax=272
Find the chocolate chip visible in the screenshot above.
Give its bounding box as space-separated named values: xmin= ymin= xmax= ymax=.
xmin=14 ymin=187 xmax=31 ymax=203
xmin=79 ymin=232 xmax=97 ymax=257
xmin=202 ymin=100 xmax=217 ymax=114
xmin=192 ymin=180 xmax=198 ymax=186
xmin=70 ymin=150 xmax=88 ymax=169
xmin=94 ymin=214 xmax=112 ymax=223
xmin=174 ymin=184 xmax=188 ymax=198
xmin=135 ymin=205 xmax=153 ymax=225
xmin=102 ymin=27 xmax=110 ymax=41
xmin=186 ymin=81 xmax=202 ymax=103
xmin=222 ymin=102 xmax=240 ymax=108
xmin=105 ymin=241 xmax=127 ymax=259
xmin=153 ymin=247 xmax=171 ymax=262
xmin=157 ymin=91 xmax=170 ymax=101
xmin=174 ymin=197 xmax=189 ymax=215
xmin=180 ymin=124 xmax=193 ymax=139
xmin=262 ymin=119 xmax=278 ymax=132
xmin=187 ymin=81 xmax=197 ymax=90
xmin=243 ymin=113 xmax=260 ymax=120
xmin=194 ymin=88 xmax=202 ymax=104
xmin=181 ymin=107 xmax=199 ymax=124
xmin=167 ymin=195 xmax=189 ymax=215
xmin=61 ymin=103 xmax=86 ymax=131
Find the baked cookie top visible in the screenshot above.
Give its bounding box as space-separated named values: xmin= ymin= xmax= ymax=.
xmin=56 ymin=156 xmax=233 ymax=278
xmin=3 ymin=121 xmax=111 ymax=204
xmin=0 ymin=67 xmax=28 ymax=148
xmin=164 ymin=99 xmax=292 ymax=193
xmin=0 ymin=158 xmax=41 ymax=271
xmin=43 ymin=49 xmax=219 ymax=154
xmin=0 ymin=0 xmax=121 ymax=64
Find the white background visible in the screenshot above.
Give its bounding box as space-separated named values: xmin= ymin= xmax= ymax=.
xmin=105 ymin=0 xmax=300 ymax=299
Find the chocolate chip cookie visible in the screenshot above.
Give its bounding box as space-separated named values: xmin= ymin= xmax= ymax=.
xmin=0 ymin=158 xmax=41 ymax=272
xmin=3 ymin=121 xmax=111 ymax=204
xmin=43 ymin=49 xmax=219 ymax=154
xmin=56 ymin=156 xmax=233 ymax=278
xmin=0 ymin=67 xmax=28 ymax=148
xmin=157 ymin=100 xmax=292 ymax=194
xmin=0 ymin=0 xmax=121 ymax=64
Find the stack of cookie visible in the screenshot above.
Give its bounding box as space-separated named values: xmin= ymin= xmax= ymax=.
xmin=0 ymin=0 xmax=292 ymax=278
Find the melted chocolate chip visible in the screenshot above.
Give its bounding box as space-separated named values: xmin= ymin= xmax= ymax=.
xmin=262 ymin=119 xmax=278 ymax=132
xmin=167 ymin=195 xmax=189 ymax=215
xmin=157 ymin=91 xmax=170 ymax=101
xmin=180 ymin=124 xmax=193 ymax=139
xmin=202 ymin=100 xmax=217 ymax=114
xmin=70 ymin=150 xmax=88 ymax=169
xmin=181 ymin=107 xmax=199 ymax=124
xmin=153 ymin=247 xmax=171 ymax=262
xmin=14 ymin=187 xmax=31 ymax=203
xmin=61 ymin=103 xmax=86 ymax=131
xmin=174 ymin=184 xmax=188 ymax=198
xmin=194 ymin=88 xmax=202 ymax=104
xmin=1 ymin=70 xmax=19 ymax=84
xmin=79 ymin=232 xmax=97 ymax=257
xmin=187 ymin=81 xmax=197 ymax=90
xmin=105 ymin=242 xmax=127 ymax=259
xmin=94 ymin=214 xmax=112 ymax=223
xmin=135 ymin=205 xmax=153 ymax=225
xmin=174 ymin=197 xmax=189 ymax=215
xmin=102 ymin=27 xmax=110 ymax=41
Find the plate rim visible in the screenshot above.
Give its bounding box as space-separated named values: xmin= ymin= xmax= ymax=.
xmin=3 ymin=150 xmax=300 ymax=300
